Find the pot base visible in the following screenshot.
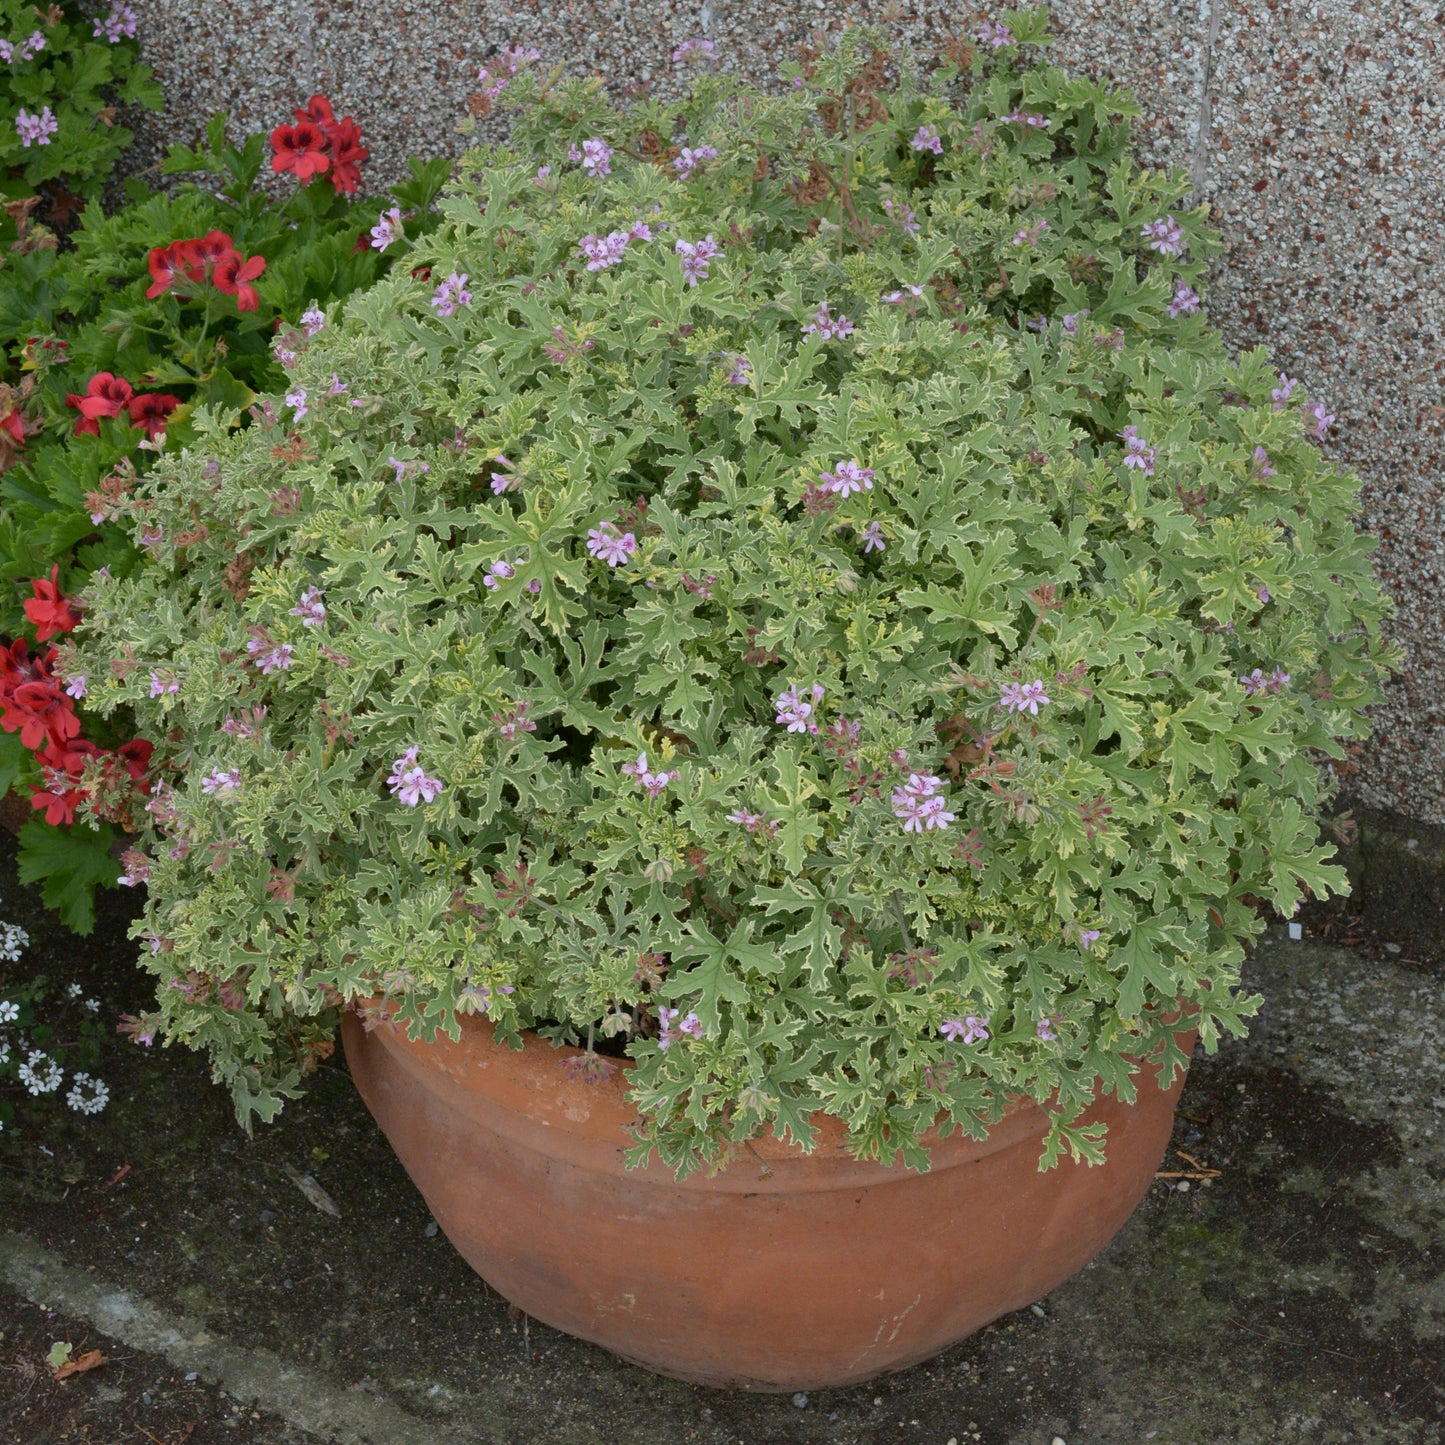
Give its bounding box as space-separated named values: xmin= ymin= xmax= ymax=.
xmin=342 ymin=1011 xmax=1191 ymax=1390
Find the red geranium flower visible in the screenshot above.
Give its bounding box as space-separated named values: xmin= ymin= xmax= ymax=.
xmin=117 ymin=737 xmax=155 ymax=789
xmin=0 ymin=408 xmax=24 ymax=446
xmin=79 ymin=372 xmax=134 ymax=422
xmin=0 ymin=637 xmax=38 ymax=694
xmin=270 ymin=120 xmax=331 ymax=182
xmin=322 ymin=114 xmax=368 ymax=195
xmin=188 ymin=229 xmax=239 ymax=272
xmin=31 ymin=738 xmax=104 ymax=826
xmin=127 ymin=392 xmax=181 ymax=440
xmin=145 ymin=240 xmax=192 ymax=299
xmin=0 ymin=676 xmax=81 ymax=753
xmin=212 ymin=249 xmax=267 ymax=312
xmin=295 ymin=94 xmax=335 ymax=128
xmin=23 ymin=565 xmax=81 ymax=641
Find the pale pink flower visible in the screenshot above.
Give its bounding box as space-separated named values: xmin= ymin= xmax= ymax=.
xmin=586 ymin=522 xmax=637 ymax=567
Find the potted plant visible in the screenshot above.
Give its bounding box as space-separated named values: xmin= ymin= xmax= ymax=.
xmin=59 ymin=11 xmax=1396 ymax=1389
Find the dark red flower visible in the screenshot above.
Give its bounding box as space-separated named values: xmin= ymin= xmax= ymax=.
xmin=322 ymin=114 xmax=368 ymax=194
xmin=0 ymin=676 xmax=80 ymax=753
xmin=117 ymin=738 xmax=154 ymax=789
xmin=295 ymin=94 xmax=335 ymax=128
xmin=270 ymin=120 xmax=331 ymax=182
xmin=64 ymin=392 xmax=99 ymax=436
xmin=0 ymin=408 xmax=24 ymax=446
xmin=31 ymin=738 xmax=104 ymax=826
xmin=212 ymin=250 xmax=267 ymax=312
xmin=188 ymin=229 xmax=239 ymax=272
xmin=0 ymin=637 xmax=39 ymax=694
xmin=127 ymin=392 xmax=181 ymax=440
xmin=77 ymin=372 xmax=134 ymax=422
xmin=23 ymin=566 xmax=81 ymax=640
xmin=145 ymin=240 xmax=190 ymax=299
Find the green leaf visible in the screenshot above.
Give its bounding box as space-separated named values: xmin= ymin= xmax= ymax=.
xmin=14 ymin=818 xmax=121 ymax=936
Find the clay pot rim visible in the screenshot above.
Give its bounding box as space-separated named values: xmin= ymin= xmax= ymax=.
xmin=357 ymin=1000 xmax=1196 ymax=1189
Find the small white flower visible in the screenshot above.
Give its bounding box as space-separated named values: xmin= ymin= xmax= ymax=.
xmin=65 ymin=1072 xmax=110 ymax=1115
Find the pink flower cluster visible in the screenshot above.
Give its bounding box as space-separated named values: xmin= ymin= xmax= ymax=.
xmin=246 ymin=631 xmax=294 ymax=674
xmin=977 ymin=19 xmax=1015 ymax=47
xmin=482 ymin=557 xmax=526 ymax=590
xmin=726 ymin=807 xmax=778 ymax=836
xmin=801 ymin=301 xmax=853 ymax=341
xmin=674 ymin=234 xmax=720 ymax=286
xmin=1239 ymin=667 xmax=1290 ymax=697
xmin=586 ymin=522 xmax=636 ymax=567
xmin=657 ymin=1007 xmax=703 ymax=1049
xmin=819 ymin=459 xmax=874 ymax=499
xmin=671 ymin=37 xmax=715 ymax=63
xmin=775 ymin=684 xmax=824 ymax=734
xmin=369 ymin=206 xmax=404 ymax=251
xmin=726 ymin=354 xmax=752 ymax=385
xmin=1141 ymin=215 xmax=1184 ymax=256
xmin=998 ymin=680 xmax=1050 ymax=716
xmin=567 ymin=137 xmax=613 ymax=176
xmin=941 ymin=1014 xmax=989 ymax=1044
xmin=475 ymin=44 xmax=540 ymax=102
xmin=859 ymin=520 xmax=886 ymax=554
xmin=1302 ymin=400 xmax=1334 ymax=441
xmin=14 ymin=105 xmax=57 ymax=147
xmin=673 ymin=145 xmax=718 ymax=179
xmin=386 ymin=746 xmax=445 ymax=806
xmin=430 ymin=272 xmax=472 ymax=318
xmin=289 ymin=587 xmax=327 ymax=627
xmin=0 ymin=30 xmax=44 ymax=63
xmin=1000 ymin=109 xmax=1051 ymax=129
xmin=883 ymin=198 xmax=919 ymax=236
xmin=492 ymin=702 xmax=536 ymax=742
xmin=1169 ymin=282 xmax=1201 ymax=317
xmin=578 ymin=227 xmax=647 ymax=271
xmin=1271 ymin=373 xmax=1298 ymax=410
xmin=93 ymin=4 xmax=137 ymax=41
xmin=201 ymin=768 xmax=242 ymax=796
xmin=1119 ymin=425 xmax=1156 ymax=476
xmin=623 ymin=751 xmax=678 ymax=797
xmin=910 ymin=124 xmax=942 ymax=154
xmin=892 ymin=773 xmax=955 ymax=833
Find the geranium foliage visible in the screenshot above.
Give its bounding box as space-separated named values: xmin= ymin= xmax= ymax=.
xmin=65 ymin=14 xmax=1396 ymax=1174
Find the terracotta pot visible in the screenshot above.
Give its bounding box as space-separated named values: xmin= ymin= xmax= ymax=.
xmin=342 ymin=1009 xmax=1193 ymax=1389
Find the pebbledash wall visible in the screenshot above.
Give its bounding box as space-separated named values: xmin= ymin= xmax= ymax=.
xmin=129 ymin=0 xmax=1445 ymax=931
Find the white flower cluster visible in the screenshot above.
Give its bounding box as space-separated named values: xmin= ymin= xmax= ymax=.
xmin=18 ymin=1049 xmax=62 ymax=1095
xmin=0 ymin=920 xmax=28 ymax=962
xmin=66 ymin=1073 xmax=110 ymax=1115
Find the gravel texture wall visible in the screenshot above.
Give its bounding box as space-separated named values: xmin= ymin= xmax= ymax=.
xmin=125 ymin=0 xmax=1444 ymax=827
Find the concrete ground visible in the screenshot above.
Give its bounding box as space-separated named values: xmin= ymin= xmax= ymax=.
xmin=1 ymin=827 xmax=1442 ymax=1444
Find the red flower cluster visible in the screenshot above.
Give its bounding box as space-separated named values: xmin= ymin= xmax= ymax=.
xmin=144 ymin=229 xmax=267 ymax=311
xmin=271 ymin=94 xmax=368 ymax=194
xmin=23 ymin=565 xmax=81 ymax=639
xmin=0 ymin=579 xmax=153 ymax=828
xmin=64 ymin=372 xmax=181 ymax=440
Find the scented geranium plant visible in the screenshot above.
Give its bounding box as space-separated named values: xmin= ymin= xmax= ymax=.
xmin=64 ymin=13 xmax=1395 ymax=1175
